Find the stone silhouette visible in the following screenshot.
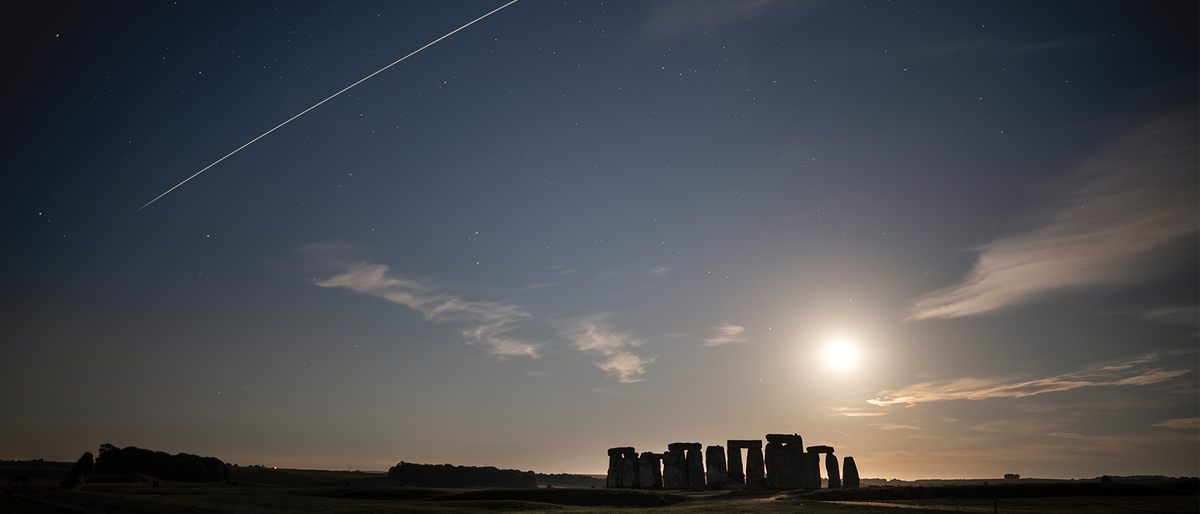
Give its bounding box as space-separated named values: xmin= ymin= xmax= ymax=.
xmin=687 ymin=448 xmax=705 ymax=489
xmin=60 ymin=452 xmax=94 ymax=490
xmin=726 ymin=439 xmax=762 ymax=486
xmin=765 ymin=434 xmax=803 ymax=489
xmin=746 ymin=445 xmax=766 ymax=487
xmin=623 ymin=451 xmax=639 ymax=488
xmin=842 ymin=456 xmax=860 ymax=487
xmin=661 ymin=448 xmax=686 ymax=489
xmin=727 ymin=446 xmax=744 ymax=484
xmin=667 ymin=442 xmax=704 ymax=489
xmin=606 ymin=447 xmax=636 ymax=488
xmin=705 ymin=445 xmax=727 ymax=488
xmin=605 ymin=434 xmax=859 ymax=491
xmin=606 ymin=448 xmax=622 ymax=488
xmin=825 ymin=453 xmax=841 ymax=488
xmin=638 ymin=452 xmax=663 ymax=489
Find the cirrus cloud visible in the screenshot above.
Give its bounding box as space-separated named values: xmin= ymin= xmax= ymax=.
xmin=704 ymin=324 xmax=750 ymax=346
xmin=868 ymin=353 xmax=1192 ymax=407
xmin=315 ymin=262 xmax=539 ymax=358
xmin=559 ymin=318 xmax=655 ymax=383
xmin=909 ymin=113 xmax=1198 ymax=320
xmin=1154 ymin=418 xmax=1200 ymax=430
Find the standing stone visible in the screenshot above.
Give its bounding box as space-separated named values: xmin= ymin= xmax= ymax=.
xmin=804 ymin=452 xmax=822 ymax=489
xmin=746 ymin=446 xmax=766 ymax=488
xmin=764 ymin=434 xmax=803 ymax=490
xmin=843 ymin=456 xmax=860 ymax=488
xmin=727 ymin=446 xmax=744 ymax=484
xmin=607 ymin=451 xmax=621 ymax=488
xmin=668 ymin=443 xmax=702 ymax=489
xmin=826 ymin=453 xmax=841 ymax=488
xmin=784 ymin=444 xmax=808 ymax=489
xmin=60 ymin=452 xmax=94 ymax=490
xmin=705 ymin=446 xmax=727 ymax=488
xmin=607 ymin=454 xmax=621 ymax=487
xmin=623 ymin=449 xmax=638 ymax=488
xmin=662 ymin=450 xmax=686 ymax=489
xmin=799 ymin=451 xmax=814 ymax=489
xmin=639 ymin=452 xmax=662 ymax=489
xmin=686 ymin=447 xmax=705 ymax=489
xmin=607 ymin=447 xmax=634 ymax=488
xmin=766 ymin=441 xmax=802 ymax=489
xmin=764 ymin=442 xmax=783 ymax=488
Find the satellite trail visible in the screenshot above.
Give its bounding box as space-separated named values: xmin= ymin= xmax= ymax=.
xmin=135 ymin=0 xmax=519 ymax=213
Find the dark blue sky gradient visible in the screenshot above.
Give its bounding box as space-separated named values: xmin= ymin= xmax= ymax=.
xmin=2 ymin=1 xmax=1196 ymax=478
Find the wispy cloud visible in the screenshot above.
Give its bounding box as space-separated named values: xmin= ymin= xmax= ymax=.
xmin=1011 ymin=37 xmax=1088 ymax=53
xmin=560 ymin=318 xmax=655 ymax=383
xmin=704 ymin=324 xmax=750 ymax=346
xmin=873 ymin=423 xmax=921 ymax=431
xmin=908 ymin=114 xmax=1198 ymax=320
xmin=868 ymin=354 xmax=1192 ymax=407
xmin=316 ymin=263 xmax=538 ymax=357
xmin=910 ymin=37 xmax=1087 ymax=60
xmin=641 ymin=0 xmax=811 ymax=38
xmin=1142 ymin=305 xmax=1199 ymax=327
xmin=825 ymin=407 xmax=886 ymax=417
xmin=1154 ymin=418 xmax=1199 ymax=430
xmin=649 ymin=266 xmax=672 ymax=277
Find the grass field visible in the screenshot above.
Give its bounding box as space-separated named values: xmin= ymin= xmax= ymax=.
xmin=3 ymin=462 xmax=1194 ymax=514
xmin=2 ymin=482 xmax=1196 ymax=514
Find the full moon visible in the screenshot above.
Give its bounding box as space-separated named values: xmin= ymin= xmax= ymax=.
xmin=825 ymin=340 xmax=858 ymax=370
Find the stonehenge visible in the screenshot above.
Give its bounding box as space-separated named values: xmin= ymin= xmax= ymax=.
xmin=607 ymin=434 xmax=857 ymax=491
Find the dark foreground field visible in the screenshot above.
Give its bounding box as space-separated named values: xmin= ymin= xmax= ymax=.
xmin=3 ymin=479 xmax=1197 ymax=514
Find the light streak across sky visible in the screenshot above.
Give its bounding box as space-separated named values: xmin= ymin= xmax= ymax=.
xmin=134 ymin=0 xmax=519 ymax=213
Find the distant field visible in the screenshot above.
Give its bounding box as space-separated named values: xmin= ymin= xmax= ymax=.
xmin=229 ymin=466 xmax=385 ymax=485
xmin=3 ymin=461 xmax=1194 ymax=514
xmin=2 ymin=480 xmax=1196 ymax=514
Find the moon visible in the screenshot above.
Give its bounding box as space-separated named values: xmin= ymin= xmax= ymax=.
xmin=824 ymin=340 xmax=859 ymax=370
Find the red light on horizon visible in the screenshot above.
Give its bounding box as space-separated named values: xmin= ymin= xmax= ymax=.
xmin=274 ymin=466 xmax=278 ymax=470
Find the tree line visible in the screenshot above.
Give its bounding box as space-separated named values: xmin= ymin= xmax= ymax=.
xmin=387 ymin=461 xmax=537 ymax=488
xmin=96 ymin=444 xmax=230 ymax=482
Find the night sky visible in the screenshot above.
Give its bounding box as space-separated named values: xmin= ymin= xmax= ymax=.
xmin=2 ymin=1 xmax=1197 ymax=480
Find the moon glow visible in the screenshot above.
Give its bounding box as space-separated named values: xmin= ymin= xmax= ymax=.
xmin=825 ymin=340 xmax=859 ymax=370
